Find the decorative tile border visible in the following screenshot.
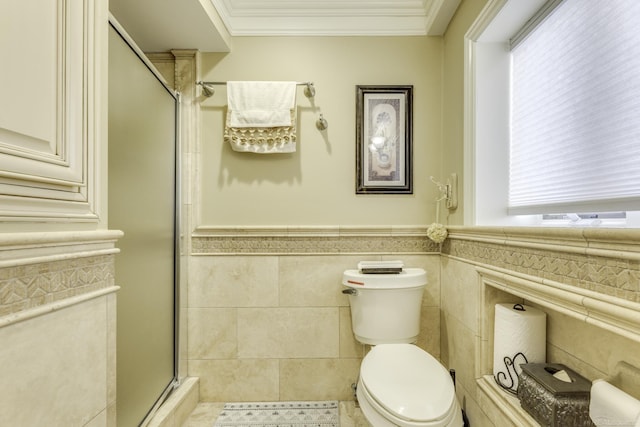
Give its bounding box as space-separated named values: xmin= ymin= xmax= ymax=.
xmin=0 ymin=254 xmax=116 ymax=317
xmin=192 ymin=226 xmax=440 ymax=255
xmin=443 ymin=227 xmax=640 ymax=303
xmin=192 ymin=225 xmax=640 ymax=301
xmin=0 ymin=231 xmax=122 ymax=318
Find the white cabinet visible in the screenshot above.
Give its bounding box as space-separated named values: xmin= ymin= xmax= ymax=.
xmin=0 ymin=0 xmax=106 ymax=224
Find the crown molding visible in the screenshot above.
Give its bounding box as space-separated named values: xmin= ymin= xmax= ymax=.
xmin=209 ymin=0 xmax=460 ymax=36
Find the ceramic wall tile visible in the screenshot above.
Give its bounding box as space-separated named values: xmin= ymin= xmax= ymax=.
xmin=187 ymin=226 xmax=640 ymax=425
xmin=189 ymin=359 xmax=279 ymax=402
xmin=279 ymin=358 xmax=361 ymax=401
xmin=237 ymin=307 xmax=339 ymax=359
xmin=544 ymin=307 xmax=640 ymax=380
xmin=417 ymin=305 xmax=441 ymax=359
xmin=279 ymin=255 xmax=369 ymax=307
xmin=107 ymin=293 xmax=117 ymax=409
xmin=187 ymin=248 xmax=439 ymax=402
xmin=456 ymin=383 xmax=492 ymax=427
xmin=441 ymin=257 xmax=481 ymax=334
xmin=84 ymin=410 xmax=107 ymax=427
xmin=440 ymin=311 xmax=477 ymax=395
xmin=546 ymin=343 xmax=606 ymax=383
xmin=339 ymin=306 xmax=364 ymax=358
xmin=0 ymin=296 xmax=108 ymax=426
xmin=189 ymin=256 xmax=279 ymax=308
xmin=107 ymin=402 xmax=116 ymax=427
xmin=188 ymin=308 xmax=237 ymax=359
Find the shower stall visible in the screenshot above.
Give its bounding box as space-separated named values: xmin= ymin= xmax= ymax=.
xmin=108 ymin=18 xmax=180 ymax=426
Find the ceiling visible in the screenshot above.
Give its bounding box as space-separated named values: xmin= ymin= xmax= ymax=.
xmin=109 ymin=0 xmax=461 ymax=53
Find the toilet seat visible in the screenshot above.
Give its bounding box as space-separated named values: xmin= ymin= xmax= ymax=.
xmin=359 ymin=344 xmax=458 ymax=426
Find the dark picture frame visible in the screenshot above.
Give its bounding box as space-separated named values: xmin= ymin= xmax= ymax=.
xmin=356 ymin=85 xmax=413 ymax=194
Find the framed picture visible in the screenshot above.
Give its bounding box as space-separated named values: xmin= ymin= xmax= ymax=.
xmin=356 ymin=85 xmax=413 ymax=194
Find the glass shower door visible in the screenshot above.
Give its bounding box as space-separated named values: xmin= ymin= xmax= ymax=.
xmin=108 ymin=22 xmax=178 ymax=427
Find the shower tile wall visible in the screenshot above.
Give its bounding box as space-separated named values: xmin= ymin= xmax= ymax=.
xmin=187 ymin=251 xmax=441 ymax=402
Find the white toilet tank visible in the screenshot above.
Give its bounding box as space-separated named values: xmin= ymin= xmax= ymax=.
xmin=342 ymin=268 xmax=427 ymax=345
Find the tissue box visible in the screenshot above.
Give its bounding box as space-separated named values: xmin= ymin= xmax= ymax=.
xmin=517 ymin=363 xmax=595 ymax=427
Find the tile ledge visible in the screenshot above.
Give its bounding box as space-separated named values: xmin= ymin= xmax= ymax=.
xmin=477 ymin=376 xmax=538 ymax=427
xmin=146 ymin=377 xmax=199 ymax=427
xmin=0 ymin=286 xmax=119 ymax=329
xmin=193 ymin=225 xmax=428 ymax=237
xmin=477 ymin=266 xmax=640 ymax=344
xmin=447 ymin=226 xmax=640 ymax=257
xmin=0 ymin=229 xmax=124 ymax=247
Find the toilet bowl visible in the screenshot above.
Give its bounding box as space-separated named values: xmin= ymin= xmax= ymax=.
xmin=356 ymin=344 xmax=463 ymax=427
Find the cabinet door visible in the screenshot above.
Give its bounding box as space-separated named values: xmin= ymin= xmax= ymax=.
xmin=0 ymin=0 xmax=104 ymax=223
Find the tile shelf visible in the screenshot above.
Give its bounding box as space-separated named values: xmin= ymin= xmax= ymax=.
xmin=475 ymin=264 xmax=640 ymax=424
xmin=477 ymin=375 xmax=539 ymax=426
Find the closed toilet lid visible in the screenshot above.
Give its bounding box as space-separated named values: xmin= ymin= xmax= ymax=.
xmin=360 ymin=344 xmax=455 ymax=423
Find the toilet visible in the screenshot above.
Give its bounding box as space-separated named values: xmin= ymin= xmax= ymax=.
xmin=343 ymin=267 xmax=464 ymax=427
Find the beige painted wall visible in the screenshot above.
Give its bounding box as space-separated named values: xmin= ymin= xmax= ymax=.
xmin=198 ymin=36 xmax=443 ymax=227
xmin=441 ymin=0 xmax=488 ymax=226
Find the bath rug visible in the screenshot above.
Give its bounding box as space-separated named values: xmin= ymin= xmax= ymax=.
xmin=212 ymin=400 xmax=339 ymax=427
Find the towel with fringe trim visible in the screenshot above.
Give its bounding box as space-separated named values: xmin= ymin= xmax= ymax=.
xmin=224 ymin=81 xmax=297 ymax=153
xmin=224 ymin=109 xmax=296 ymax=153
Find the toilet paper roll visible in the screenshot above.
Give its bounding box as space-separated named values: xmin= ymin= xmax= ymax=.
xmin=590 ymin=379 xmax=640 ymax=427
xmin=493 ymin=303 xmax=546 ymax=391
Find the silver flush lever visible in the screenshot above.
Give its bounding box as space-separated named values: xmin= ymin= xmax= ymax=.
xmin=342 ymin=288 xmax=358 ymax=296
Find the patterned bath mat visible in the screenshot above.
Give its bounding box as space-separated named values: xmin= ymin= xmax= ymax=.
xmin=213 ymin=401 xmax=339 ymax=427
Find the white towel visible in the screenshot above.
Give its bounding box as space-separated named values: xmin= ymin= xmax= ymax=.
xmin=590 ymin=379 xmax=640 ymax=426
xmin=227 ymin=81 xmax=296 ymax=128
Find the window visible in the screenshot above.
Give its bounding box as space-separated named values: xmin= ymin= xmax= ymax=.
xmin=466 ymin=0 xmax=640 ymax=227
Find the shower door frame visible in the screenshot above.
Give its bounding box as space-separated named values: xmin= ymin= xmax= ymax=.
xmin=108 ymin=16 xmax=181 ymax=427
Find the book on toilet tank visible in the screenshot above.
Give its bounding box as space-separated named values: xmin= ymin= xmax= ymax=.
xmin=358 ymin=260 xmax=404 ymax=274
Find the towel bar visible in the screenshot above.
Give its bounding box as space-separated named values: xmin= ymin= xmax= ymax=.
xmin=197 ymin=81 xmax=328 ymax=130
xmin=197 ymin=81 xmax=316 ymax=98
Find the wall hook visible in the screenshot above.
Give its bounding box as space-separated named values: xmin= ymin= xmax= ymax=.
xmin=304 ymin=83 xmax=316 ymax=98
xmin=430 ymin=174 xmax=458 ymax=210
xmin=316 ymin=114 xmax=328 ymax=130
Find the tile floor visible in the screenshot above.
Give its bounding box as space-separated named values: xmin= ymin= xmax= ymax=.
xmin=181 ymin=401 xmax=371 ymax=427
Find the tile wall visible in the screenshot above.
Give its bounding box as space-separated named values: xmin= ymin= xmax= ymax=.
xmin=189 ymin=226 xmax=640 ymax=427
xmin=440 ymin=227 xmax=640 ymax=426
xmin=0 ymin=231 xmax=121 ymax=427
xmin=188 ymin=229 xmax=440 ymax=402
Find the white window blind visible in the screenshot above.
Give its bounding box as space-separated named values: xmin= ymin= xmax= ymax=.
xmin=509 ymin=0 xmax=640 ymax=215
